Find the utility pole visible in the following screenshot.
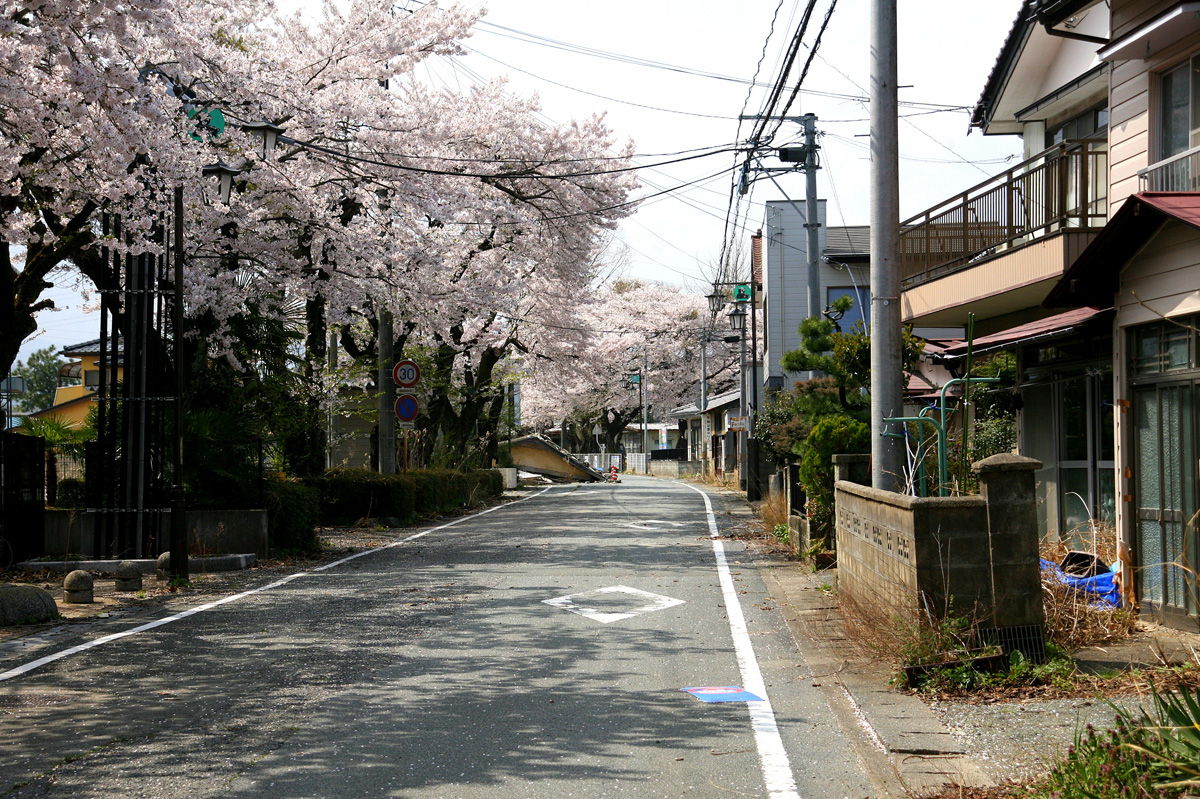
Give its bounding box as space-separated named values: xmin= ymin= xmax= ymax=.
xmin=378 ymin=309 xmax=396 ymax=474
xmin=641 ymin=348 xmax=650 ymax=474
xmin=746 ymin=281 xmax=762 ymax=502
xmin=803 ymin=114 xmax=822 ymax=325
xmin=870 ymin=0 xmax=904 ymax=490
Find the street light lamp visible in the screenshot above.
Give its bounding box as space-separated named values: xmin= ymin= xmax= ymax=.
xmin=239 ymin=121 xmax=286 ymax=160
xmin=727 ymin=302 xmax=747 ymax=332
xmin=706 ymin=290 xmax=725 ymax=315
xmin=201 ymin=161 xmax=242 ymax=204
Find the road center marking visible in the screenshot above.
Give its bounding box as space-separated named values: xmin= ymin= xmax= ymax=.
xmin=543 ymin=585 xmax=685 ymax=624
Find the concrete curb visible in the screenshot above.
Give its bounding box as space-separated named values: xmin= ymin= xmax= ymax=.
xmin=15 ymin=554 xmax=257 ymax=575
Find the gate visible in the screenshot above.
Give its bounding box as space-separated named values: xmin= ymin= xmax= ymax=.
xmin=0 ymin=432 xmax=46 ymax=567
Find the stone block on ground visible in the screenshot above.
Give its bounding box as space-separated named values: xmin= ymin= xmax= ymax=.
xmin=63 ymin=570 xmax=94 ymax=604
xmin=114 ymin=560 xmax=142 ymax=592
xmin=0 ymin=584 xmax=58 ymax=625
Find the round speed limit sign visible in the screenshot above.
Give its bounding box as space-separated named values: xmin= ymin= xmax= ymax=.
xmin=392 ymin=359 xmax=420 ymax=388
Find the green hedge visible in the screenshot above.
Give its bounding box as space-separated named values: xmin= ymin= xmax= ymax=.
xmin=265 ymin=479 xmax=321 ymax=553
xmin=303 ymin=468 xmax=504 ymax=526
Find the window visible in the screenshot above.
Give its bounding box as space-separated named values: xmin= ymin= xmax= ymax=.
xmin=1131 ymin=316 xmax=1199 ymax=378
xmin=1047 ymin=103 xmax=1109 ymax=147
xmin=826 ymin=286 xmax=870 ymax=333
xmin=1159 ymin=57 xmax=1200 ymax=159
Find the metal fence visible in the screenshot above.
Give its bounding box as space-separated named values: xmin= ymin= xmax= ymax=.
xmin=1140 ymin=146 xmax=1200 ymax=191
xmin=0 ymin=432 xmax=45 ymax=565
xmin=900 ymin=138 xmax=1107 ymax=286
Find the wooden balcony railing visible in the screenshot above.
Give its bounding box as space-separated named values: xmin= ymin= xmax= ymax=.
xmin=900 ymin=138 xmax=1107 ymax=287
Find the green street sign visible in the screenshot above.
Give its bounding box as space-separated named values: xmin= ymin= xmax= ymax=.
xmin=733 ymin=283 xmax=752 ymax=302
xmin=628 ymin=374 xmax=641 ymax=385
xmin=187 ymin=107 xmax=227 ymax=141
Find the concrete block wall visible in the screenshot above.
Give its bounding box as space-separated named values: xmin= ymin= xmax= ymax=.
xmin=834 ymin=454 xmax=1046 ymax=658
xmin=649 ymin=460 xmax=701 ymax=478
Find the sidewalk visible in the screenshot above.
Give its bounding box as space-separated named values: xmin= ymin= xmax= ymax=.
xmin=706 ymin=483 xmax=1199 ymax=797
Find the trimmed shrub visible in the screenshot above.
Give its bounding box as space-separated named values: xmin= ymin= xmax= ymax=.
xmin=304 ymin=469 xmax=405 ymax=526
xmin=799 ymin=415 xmax=870 ymax=540
xmin=55 ymin=478 xmax=86 ymax=508
xmin=303 ymin=468 xmax=503 ymax=526
xmin=265 ymin=479 xmax=321 ymax=553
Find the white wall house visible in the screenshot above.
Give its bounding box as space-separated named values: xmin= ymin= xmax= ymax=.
xmin=762 ymin=200 xmax=870 ymax=391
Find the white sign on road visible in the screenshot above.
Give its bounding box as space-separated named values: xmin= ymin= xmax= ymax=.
xmin=624 ymin=520 xmax=687 ymax=531
xmin=543 ymin=585 xmax=685 ymax=624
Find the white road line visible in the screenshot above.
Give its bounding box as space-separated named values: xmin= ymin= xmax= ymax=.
xmin=681 ymin=482 xmax=801 ymax=799
xmin=0 ymin=487 xmax=554 ymax=683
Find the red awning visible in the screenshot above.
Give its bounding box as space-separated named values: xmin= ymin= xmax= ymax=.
xmin=941 ymin=307 xmax=1112 ymax=357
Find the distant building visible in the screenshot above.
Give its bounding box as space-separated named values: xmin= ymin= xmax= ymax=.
xmin=28 ymin=338 xmax=123 ymax=427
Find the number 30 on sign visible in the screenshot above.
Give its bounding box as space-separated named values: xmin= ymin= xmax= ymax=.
xmin=392 ymin=359 xmax=420 ymax=388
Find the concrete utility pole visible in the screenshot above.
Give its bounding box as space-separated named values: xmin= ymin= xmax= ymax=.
xmin=378 ymin=309 xmax=396 ymax=474
xmin=870 ymin=0 xmax=904 ymax=490
xmin=803 ymin=113 xmax=822 ymax=324
xmin=642 ymin=348 xmax=650 ymax=474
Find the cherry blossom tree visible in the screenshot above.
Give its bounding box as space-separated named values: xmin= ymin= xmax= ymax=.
xmin=2 ymin=0 xmax=639 ymax=471
xmin=519 ymin=278 xmax=736 ymax=450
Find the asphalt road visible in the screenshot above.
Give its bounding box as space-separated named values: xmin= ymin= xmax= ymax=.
xmin=0 ymin=477 xmax=885 ymax=798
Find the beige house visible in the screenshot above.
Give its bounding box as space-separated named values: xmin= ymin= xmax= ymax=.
xmin=920 ymin=0 xmax=1200 ymax=629
xmin=1040 ymin=0 xmax=1200 ymax=630
xmin=29 ymin=339 xmax=123 ymax=428
xmin=899 ymin=0 xmax=1113 ymax=541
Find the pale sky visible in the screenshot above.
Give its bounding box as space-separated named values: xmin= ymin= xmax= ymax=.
xmin=19 ymin=0 xmax=1027 ymax=363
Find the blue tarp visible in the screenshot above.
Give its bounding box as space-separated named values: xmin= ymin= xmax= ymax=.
xmin=1040 ymin=558 xmax=1121 ymax=608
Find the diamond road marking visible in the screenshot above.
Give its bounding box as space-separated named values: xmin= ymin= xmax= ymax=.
xmin=543 ymin=585 xmax=685 ymax=624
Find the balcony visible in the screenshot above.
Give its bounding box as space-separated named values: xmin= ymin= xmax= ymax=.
xmin=1140 ymin=145 xmax=1200 ymax=191
xmin=899 ymin=139 xmax=1107 ymax=326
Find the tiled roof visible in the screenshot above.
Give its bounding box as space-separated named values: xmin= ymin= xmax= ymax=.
xmin=61 ymin=337 xmax=124 ymax=356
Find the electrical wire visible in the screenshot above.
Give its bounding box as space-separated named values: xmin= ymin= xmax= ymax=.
xmin=465 ymin=47 xmax=743 ymax=121
xmin=767 ymin=0 xmax=839 ymax=141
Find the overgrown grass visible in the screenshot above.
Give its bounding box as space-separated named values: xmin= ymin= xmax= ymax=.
xmin=1039 ymin=537 xmax=1138 ymax=652
xmin=758 ymin=490 xmax=790 ymax=533
xmin=1021 ymin=683 xmax=1200 ymax=799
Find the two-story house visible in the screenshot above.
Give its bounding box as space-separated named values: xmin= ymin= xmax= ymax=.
xmin=29 ymin=338 xmax=123 ymax=427
xmin=1042 ymin=0 xmax=1200 ymax=629
xmin=900 ymin=0 xmax=1114 ymax=540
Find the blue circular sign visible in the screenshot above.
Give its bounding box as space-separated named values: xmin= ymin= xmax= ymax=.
xmin=394 ymin=394 xmax=419 ymax=422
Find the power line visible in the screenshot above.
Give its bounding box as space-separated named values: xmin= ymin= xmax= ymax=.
xmin=768 ymin=0 xmax=839 ymax=141
xmin=464 ymin=47 xmax=744 ymax=121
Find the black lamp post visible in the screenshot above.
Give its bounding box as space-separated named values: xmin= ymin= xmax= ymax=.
xmin=171 ymin=128 xmax=278 ymax=579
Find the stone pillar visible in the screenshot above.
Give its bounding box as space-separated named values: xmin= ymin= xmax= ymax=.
xmin=973 ymin=453 xmax=1045 ymax=659
xmin=832 ymin=454 xmax=871 ymax=486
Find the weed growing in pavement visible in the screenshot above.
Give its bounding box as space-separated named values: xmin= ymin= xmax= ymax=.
xmin=772 ymin=523 xmax=790 ymax=547
xmin=1020 ymin=683 xmax=1200 ymax=799
xmin=758 ymin=491 xmax=790 ymax=532
xmin=1023 ymin=718 xmax=1168 ymax=799
xmin=909 ymin=645 xmax=1077 ymax=694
